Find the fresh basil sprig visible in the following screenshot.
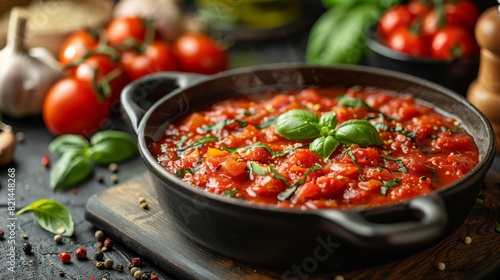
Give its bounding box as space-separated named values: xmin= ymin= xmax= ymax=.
xmin=275 ymin=109 xmax=382 ymax=159
xmin=17 ymin=199 xmax=74 ymax=237
xmin=48 ymin=130 xmax=138 ymax=192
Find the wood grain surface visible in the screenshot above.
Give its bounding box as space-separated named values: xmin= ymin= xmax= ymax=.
xmin=85 ymin=170 xmax=500 ymax=280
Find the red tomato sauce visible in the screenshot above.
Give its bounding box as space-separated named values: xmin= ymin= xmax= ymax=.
xmin=148 ymin=86 xmax=479 ymax=209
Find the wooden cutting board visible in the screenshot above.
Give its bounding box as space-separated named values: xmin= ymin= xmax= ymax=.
xmin=85 ymin=169 xmax=500 ymax=280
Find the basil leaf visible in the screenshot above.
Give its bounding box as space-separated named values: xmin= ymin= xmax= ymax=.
xmin=381 ymin=155 xmax=408 ymax=173
xmin=50 ymin=151 xmax=93 ymax=192
xmin=249 ymin=161 xmax=267 ymax=176
xmin=256 ymin=117 xmax=276 ymax=130
xmin=49 ymin=135 xmax=89 ymax=154
xmin=334 ymin=120 xmax=382 ymax=145
xmin=201 ymin=119 xmax=247 ymax=132
xmin=176 ymin=167 xmax=200 ymax=177
xmin=347 ymin=149 xmax=364 ymax=180
xmin=278 ymin=165 xmax=323 ymax=201
xmin=222 ymin=143 xmax=299 ymax=157
xmin=177 ymin=136 xmax=219 ymax=155
xmin=338 ymin=96 xmax=376 ymax=112
xmin=380 ymin=178 xmax=402 ymax=196
xmin=275 ymin=109 xmax=320 ymax=140
xmin=17 ymin=199 xmax=74 ymax=237
xmin=88 ymin=130 xmax=138 ymax=165
xmin=310 ymin=136 xmax=339 ymax=159
xmin=269 ymin=165 xmax=288 ymax=186
xmin=319 ymin=111 xmax=338 ymax=129
xmin=224 ymin=189 xmax=238 ymax=197
xmin=306 ymin=4 xmax=379 ymax=64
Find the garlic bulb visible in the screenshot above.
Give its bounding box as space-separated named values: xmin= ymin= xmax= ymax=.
xmin=0 ymin=8 xmax=63 ymax=118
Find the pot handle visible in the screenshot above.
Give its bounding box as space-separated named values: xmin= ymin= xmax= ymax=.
xmin=317 ymin=193 xmax=447 ymax=247
xmin=120 ymin=72 xmax=209 ymax=134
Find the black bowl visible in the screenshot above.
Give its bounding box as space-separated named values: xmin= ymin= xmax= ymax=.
xmin=364 ymin=25 xmax=479 ymax=97
xmin=121 ymin=64 xmax=495 ymax=270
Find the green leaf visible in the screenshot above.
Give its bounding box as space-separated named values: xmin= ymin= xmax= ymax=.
xmin=346 ymin=149 xmax=364 ymax=180
xmin=380 ymin=178 xmax=402 ymax=196
xmin=17 ymin=199 xmax=74 ymax=237
xmin=310 ymin=136 xmax=339 ymax=159
xmin=88 ymin=130 xmax=138 ymax=165
xmin=49 ymin=135 xmax=89 ymax=154
xmin=224 ymin=189 xmax=238 ymax=197
xmin=275 ymin=109 xmax=320 ymax=140
xmin=382 ymin=155 xmax=408 ymax=173
xmin=222 ymin=143 xmax=302 ymax=157
xmin=337 ymin=96 xmax=376 ymax=112
xmin=256 ymin=117 xmax=276 ymax=130
xmin=278 ymin=165 xmax=323 ymax=201
xmin=249 ymin=161 xmax=267 ymax=176
xmin=176 ymin=167 xmax=200 ymax=177
xmin=319 ymin=111 xmax=338 ymax=129
xmin=200 ymin=119 xmax=247 ymax=132
xmin=50 ymin=151 xmax=93 ymax=192
xmin=177 ymin=136 xmax=219 ymax=156
xmin=306 ymin=4 xmax=380 ymax=64
xmin=334 ymin=120 xmax=382 ymax=145
xmin=269 ymin=165 xmax=288 ymax=186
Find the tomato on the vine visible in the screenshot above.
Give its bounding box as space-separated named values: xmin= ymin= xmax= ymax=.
xmin=58 ymin=30 xmax=99 ymax=66
xmin=386 ymin=27 xmax=428 ymax=57
xmin=378 ymin=6 xmax=414 ymax=39
xmin=105 ymin=16 xmax=150 ymax=48
xmin=173 ymin=33 xmax=228 ymax=74
xmin=430 ymin=27 xmax=479 ymax=59
xmin=407 ymin=0 xmax=432 ymax=18
xmin=444 ymin=0 xmax=480 ymax=33
xmin=120 ymin=41 xmax=179 ymax=80
xmin=43 ymin=78 xmax=111 ymax=137
xmin=74 ymin=54 xmax=128 ymax=104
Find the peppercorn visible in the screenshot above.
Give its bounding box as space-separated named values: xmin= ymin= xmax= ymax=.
xmin=41 ymin=152 xmax=50 ymax=168
xmin=140 ymin=202 xmax=149 ymax=209
xmin=96 ymin=174 xmax=105 ymax=184
xmin=110 ymin=174 xmax=119 ymax=184
xmin=141 ymin=272 xmax=151 ymax=280
xmin=59 ymin=252 xmax=71 ymax=264
xmin=108 ymin=163 xmax=119 ymax=173
xmin=103 ymin=237 xmax=113 ymax=249
xmin=104 ymin=258 xmax=114 ymax=269
xmin=22 ymin=243 xmax=32 ymax=254
xmin=101 ymin=246 xmax=108 ymax=252
xmin=464 ymin=236 xmax=472 ymax=245
xmin=437 ymin=262 xmax=446 ymax=271
xmin=130 ymin=267 xmax=139 ymax=275
xmin=58 ymin=271 xmax=65 ymax=277
xmin=134 ymin=270 xmax=143 ymax=279
xmin=54 ymin=234 xmax=63 ymax=244
xmin=93 ymin=250 xmax=104 ymax=261
xmin=131 ymin=257 xmax=141 ymax=267
xmin=0 ymin=229 xmax=4 ymax=239
xmin=96 ymin=261 xmax=105 ymax=270
xmin=94 ymin=230 xmax=105 ymax=242
xmin=75 ymin=247 xmax=87 ymax=259
xmin=138 ymin=197 xmax=146 ymax=204
xmin=116 ymin=264 xmax=124 ymax=272
xmin=21 ymin=233 xmax=28 ymax=239
xmin=151 ymin=275 xmax=159 ymax=280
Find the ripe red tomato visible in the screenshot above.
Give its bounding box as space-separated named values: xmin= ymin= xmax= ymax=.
xmin=378 ymin=6 xmax=414 ymax=38
xmin=58 ymin=30 xmax=99 ymax=66
xmin=444 ymin=0 xmax=480 ymax=33
xmin=43 ymin=78 xmax=111 ymax=137
xmin=105 ymin=16 xmax=149 ymax=48
xmin=74 ymin=54 xmax=129 ymax=104
xmin=173 ymin=33 xmax=228 ymax=74
xmin=386 ymin=27 xmax=428 ymax=57
xmin=430 ymin=27 xmax=479 ymax=59
xmin=407 ymin=0 xmax=432 ymax=17
xmin=120 ymin=41 xmax=179 ymax=80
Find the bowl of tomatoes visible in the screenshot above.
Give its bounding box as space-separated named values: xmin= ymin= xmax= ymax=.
xmin=364 ymin=0 xmax=482 ymax=96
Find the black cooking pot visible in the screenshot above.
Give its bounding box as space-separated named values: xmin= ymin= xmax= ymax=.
xmin=120 ymin=64 xmax=495 ymax=270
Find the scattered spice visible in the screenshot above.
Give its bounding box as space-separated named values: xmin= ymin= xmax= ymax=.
xmin=131 ymin=257 xmax=142 ymax=267
xmin=0 ymin=229 xmax=4 ymax=239
xmin=93 ymin=250 xmax=104 ymax=261
xmin=437 ymin=262 xmax=446 ymax=271
xmin=141 ymin=272 xmax=151 ymax=280
xmin=22 ymin=242 xmax=32 ymax=254
xmin=130 ymin=267 xmax=139 ymax=275
xmin=96 ymin=261 xmax=105 ymax=270
xmin=41 ymin=152 xmax=50 ymax=168
xmin=54 ymin=234 xmax=63 ymax=244
xmin=463 ymin=236 xmax=472 ymax=245
xmin=103 ymin=237 xmax=113 ymax=249
xmin=108 ymin=163 xmax=119 ymax=173
xmin=58 ymin=271 xmax=65 ymax=277
xmin=94 ymin=230 xmax=104 ymax=242
xmin=116 ymin=264 xmax=124 ymax=272
xmin=71 ymin=188 xmax=78 ymax=195
xmin=75 ymin=247 xmax=87 ymax=259
xmin=110 ymin=174 xmax=119 ymax=184
xmin=334 ymin=276 xmax=344 ymax=280
xmin=59 ymin=252 xmax=71 ymax=264
xmin=96 ymin=174 xmax=105 ymax=184
xmin=97 ymin=242 xmax=103 ymax=248
xmin=138 ymin=197 xmax=146 ymax=204
xmin=21 ymin=233 xmax=28 ymax=239
xmin=104 ymin=258 xmax=114 ymax=269
xmin=140 ymin=202 xmax=149 ymax=209
xmin=15 ymin=131 xmax=25 ymax=143
xmin=151 ymin=275 xmax=159 ymax=280
xmin=133 ymin=270 xmax=143 ymax=279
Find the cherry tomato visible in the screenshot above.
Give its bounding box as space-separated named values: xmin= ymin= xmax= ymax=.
xmin=430 ymin=26 xmax=479 ymax=59
xmin=58 ymin=30 xmax=99 ymax=66
xmin=74 ymin=54 xmax=128 ymax=104
xmin=120 ymin=41 xmax=179 ymax=80
xmin=386 ymin=27 xmax=428 ymax=57
xmin=105 ymin=16 xmax=149 ymax=48
xmin=173 ymin=33 xmax=228 ymax=74
xmin=444 ymin=0 xmax=480 ymax=33
xmin=378 ymin=6 xmax=414 ymax=39
xmin=43 ymin=78 xmax=111 ymax=137
xmin=407 ymin=0 xmax=433 ymax=17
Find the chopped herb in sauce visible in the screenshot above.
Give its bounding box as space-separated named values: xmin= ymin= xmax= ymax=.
xmin=380 ymin=178 xmax=402 ymax=196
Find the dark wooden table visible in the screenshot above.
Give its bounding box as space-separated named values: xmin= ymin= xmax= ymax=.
xmin=1 ymin=8 xmax=500 ymax=279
